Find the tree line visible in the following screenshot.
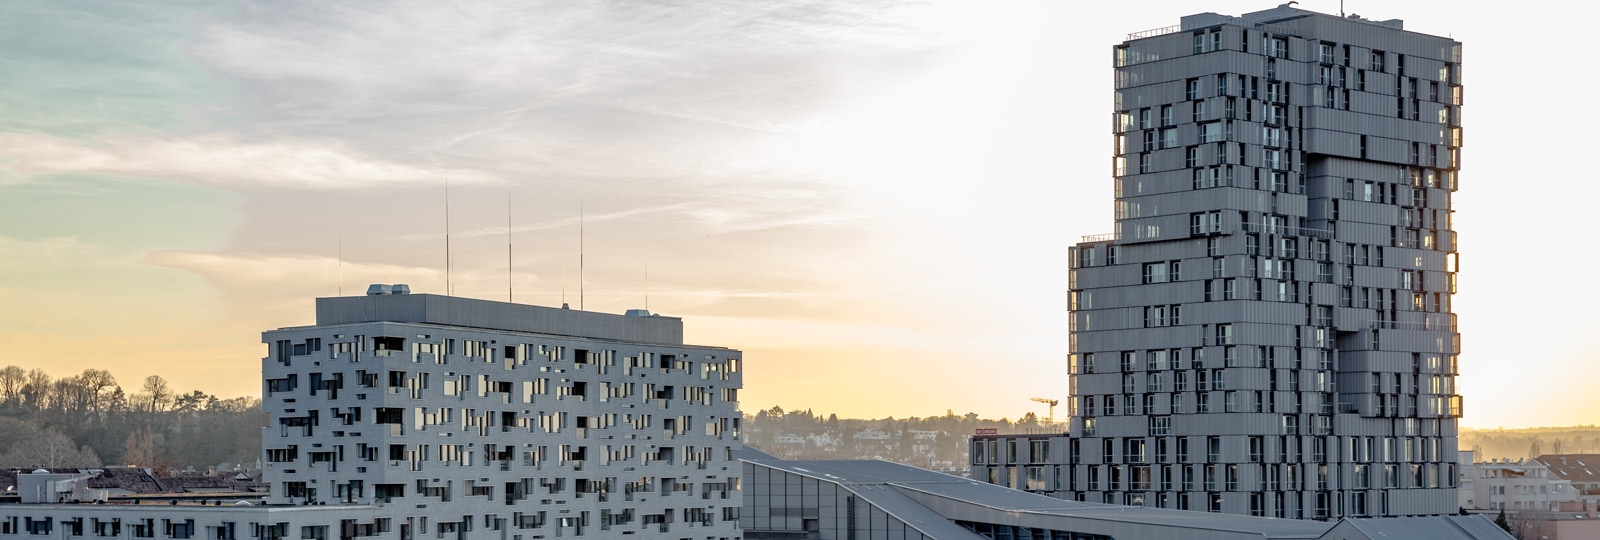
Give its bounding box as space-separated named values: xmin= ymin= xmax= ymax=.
xmin=0 ymin=366 xmax=264 ymax=472
xmin=743 ymin=406 xmax=1060 ymax=468
xmin=1459 ymin=426 xmax=1600 ymax=461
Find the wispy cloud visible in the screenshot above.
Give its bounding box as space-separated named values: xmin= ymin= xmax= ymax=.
xmin=0 ymin=134 xmax=495 ymax=189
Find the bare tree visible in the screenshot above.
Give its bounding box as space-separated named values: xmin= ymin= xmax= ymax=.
xmin=1 ymin=428 xmax=101 ymax=468
xmin=78 ymin=369 xmax=117 ymax=412
xmin=0 ymin=366 xmax=24 ymax=404
xmin=140 ymin=375 xmax=173 ymax=414
xmin=21 ymin=368 xmax=52 ymax=410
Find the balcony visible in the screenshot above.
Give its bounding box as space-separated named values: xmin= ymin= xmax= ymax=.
xmin=1368 ymin=320 xmax=1457 ymax=332
xmin=1239 ymin=222 xmax=1333 ymax=240
xmin=1081 ymin=233 xmax=1117 ymax=243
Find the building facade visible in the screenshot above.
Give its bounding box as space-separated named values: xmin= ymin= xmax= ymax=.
xmin=0 ymin=286 xmax=746 ymax=540
xmin=1458 ymin=453 xmax=1578 ymax=512
xmin=974 ymin=5 xmax=1463 ymax=520
xmin=1534 ymin=454 xmax=1600 ymax=505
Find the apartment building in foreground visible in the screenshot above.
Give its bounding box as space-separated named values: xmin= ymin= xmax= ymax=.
xmin=0 ymin=285 xmax=745 ymax=540
xmin=975 ymin=4 xmax=1464 ymax=520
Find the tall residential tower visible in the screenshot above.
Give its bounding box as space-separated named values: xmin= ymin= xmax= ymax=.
xmin=974 ymin=5 xmax=1463 ymax=520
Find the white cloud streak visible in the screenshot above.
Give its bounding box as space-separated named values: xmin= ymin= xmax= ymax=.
xmin=0 ymin=134 xmax=494 ymax=189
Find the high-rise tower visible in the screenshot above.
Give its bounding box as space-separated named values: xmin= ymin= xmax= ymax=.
xmin=974 ymin=5 xmax=1463 ymax=519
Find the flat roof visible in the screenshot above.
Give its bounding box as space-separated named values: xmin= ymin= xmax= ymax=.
xmin=270 ymin=292 xmax=718 ymax=348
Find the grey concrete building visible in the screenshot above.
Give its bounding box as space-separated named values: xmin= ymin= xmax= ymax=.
xmin=0 ymin=286 xmax=745 ymax=540
xmin=974 ymin=4 xmax=1463 ymax=520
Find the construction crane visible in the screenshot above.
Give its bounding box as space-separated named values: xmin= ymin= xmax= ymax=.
xmin=1030 ymin=397 xmax=1059 ymax=423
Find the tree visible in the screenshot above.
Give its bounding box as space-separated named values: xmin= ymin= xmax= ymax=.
xmin=0 ymin=366 xmax=24 ymax=404
xmin=173 ymin=391 xmax=212 ymax=414
xmin=1495 ymin=509 xmax=1510 ymax=533
xmin=22 ymin=368 xmax=52 ymax=409
xmin=140 ymin=375 xmax=174 ymax=414
xmin=1018 ymin=412 xmax=1041 ymax=429
xmin=124 ymin=428 xmax=172 ymax=471
xmin=1 ymin=428 xmax=101 ymax=468
xmin=78 ymin=369 xmax=117 ymax=412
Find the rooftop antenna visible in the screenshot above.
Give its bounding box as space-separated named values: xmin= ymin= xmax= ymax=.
xmin=585 ymin=203 xmax=592 ymax=311
xmin=337 ymin=236 xmax=343 ymax=296
xmin=445 ymin=178 xmax=453 ymax=296
xmin=561 ymin=268 xmax=568 ymax=308
xmin=644 ymin=262 xmax=649 ymax=312
xmin=507 ymin=191 xmax=513 ymax=303
xmin=1340 ymin=0 xmax=1344 ymax=17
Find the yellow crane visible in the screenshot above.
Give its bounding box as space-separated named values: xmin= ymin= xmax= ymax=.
xmin=1030 ymin=397 xmax=1059 ymax=423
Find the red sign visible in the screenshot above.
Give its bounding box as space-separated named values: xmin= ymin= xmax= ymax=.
xmin=974 ymin=428 xmax=997 ymax=435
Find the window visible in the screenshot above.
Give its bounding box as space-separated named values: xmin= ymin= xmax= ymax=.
xmin=1125 ymin=438 xmax=1147 ymax=463
xmin=1186 ymin=78 xmax=1200 ymax=100
xmin=1144 ymin=306 xmax=1166 ymax=328
xmin=1215 ymin=324 xmax=1233 ymax=345
xmin=1160 ymin=105 xmax=1173 ymax=126
xmin=1267 ymin=37 xmax=1287 ymax=58
xmin=1262 ymin=126 xmax=1282 ymax=147
xmin=1262 ymin=149 xmax=1283 ymax=170
xmin=1371 ymin=51 xmax=1385 ymax=71
xmin=1142 ymin=262 xmax=1170 ymax=284
xmin=1139 ymin=108 xmax=1152 ymax=129
xmin=1318 ymin=43 xmax=1335 ymax=64
xmin=1145 ymin=350 xmax=1168 ymax=371
xmin=1207 ymin=436 xmax=1222 ymax=462
xmin=1160 ymin=128 xmax=1177 ymax=149
xmin=1186 ymin=146 xmax=1199 ymax=168
xmin=1138 ymin=153 xmax=1151 ymax=174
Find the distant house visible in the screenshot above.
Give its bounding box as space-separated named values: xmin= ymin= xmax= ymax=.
xmin=1537 ymin=454 xmax=1600 ymax=503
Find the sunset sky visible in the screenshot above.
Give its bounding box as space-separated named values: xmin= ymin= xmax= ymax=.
xmin=1 ymin=0 xmax=1594 ymax=428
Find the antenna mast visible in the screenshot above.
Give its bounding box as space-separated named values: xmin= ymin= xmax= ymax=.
xmin=507 ymin=192 xmax=513 ymax=303
xmin=585 ymin=203 xmax=592 ymax=309
xmin=445 ymin=179 xmax=453 ymax=296
xmin=337 ymin=236 xmax=343 ymax=296
xmin=644 ymin=262 xmax=649 ymax=312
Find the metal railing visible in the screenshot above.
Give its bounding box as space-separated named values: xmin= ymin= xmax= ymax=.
xmin=1239 ymin=222 xmax=1334 ymax=239
xmin=1127 ymin=25 xmax=1181 ymax=41
xmin=1081 ymin=233 xmax=1117 ymax=243
xmin=1369 ymin=320 xmax=1458 ymax=332
xmin=1127 ymin=20 xmax=1296 ymax=43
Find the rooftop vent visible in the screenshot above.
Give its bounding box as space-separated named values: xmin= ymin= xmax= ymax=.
xmin=366 ymin=284 xmax=393 ymax=296
xmin=391 ymin=284 xmax=411 ymax=295
xmin=625 ymin=309 xmax=654 ymax=317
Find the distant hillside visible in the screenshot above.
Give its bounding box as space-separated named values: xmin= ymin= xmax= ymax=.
xmin=0 ymin=365 xmax=263 ymax=471
xmin=1460 ymin=426 xmax=1600 ymax=461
